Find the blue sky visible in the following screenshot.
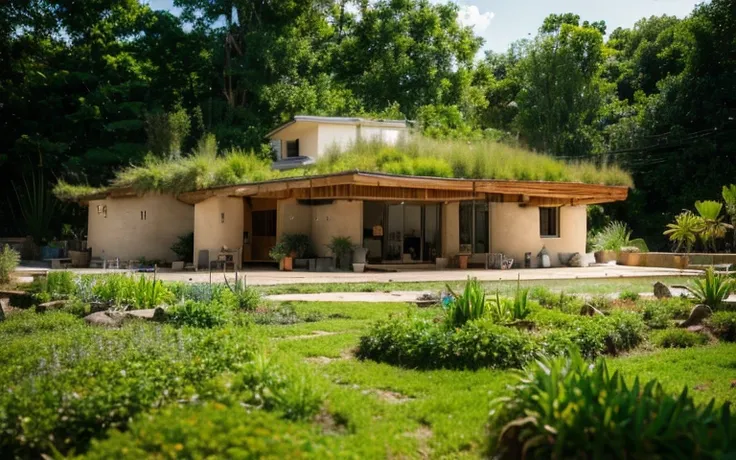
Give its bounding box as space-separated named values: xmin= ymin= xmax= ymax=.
xmin=145 ymin=0 xmax=703 ymax=53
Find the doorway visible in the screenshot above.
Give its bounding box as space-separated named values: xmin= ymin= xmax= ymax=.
xmin=362 ymin=202 xmax=441 ymax=263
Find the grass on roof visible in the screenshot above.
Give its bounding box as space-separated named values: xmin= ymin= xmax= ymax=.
xmin=54 ymin=135 xmax=633 ymax=200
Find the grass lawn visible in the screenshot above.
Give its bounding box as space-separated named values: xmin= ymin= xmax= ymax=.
xmin=3 ymin=272 xmax=734 ymax=458
xmin=256 ymin=276 xmax=695 ymax=296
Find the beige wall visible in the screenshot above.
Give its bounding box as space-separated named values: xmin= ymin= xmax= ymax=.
xmin=311 ymin=200 xmax=363 ymax=257
xmin=441 ymin=202 xmax=460 ymax=258
xmin=360 ymin=126 xmax=405 ymax=144
xmin=489 ymin=203 xmax=587 ymax=267
xmin=317 ymin=124 xmax=358 ymax=157
xmin=87 ymin=193 xmax=193 ymax=262
xmin=193 ymin=196 xmax=244 ymax=268
xmin=277 ymin=198 xmax=313 ymax=237
xmin=270 ymin=122 xmax=320 ymax=159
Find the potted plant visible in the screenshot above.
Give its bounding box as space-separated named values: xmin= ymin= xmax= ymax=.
xmin=327 ymin=236 xmax=354 ymax=271
xmin=616 ymin=246 xmax=642 ymax=266
xmin=589 ymin=222 xmax=648 ymax=264
xmin=170 ymin=232 xmax=194 ymax=271
xmin=283 ymin=233 xmax=313 ymax=268
xmin=269 ymin=241 xmax=291 ymax=271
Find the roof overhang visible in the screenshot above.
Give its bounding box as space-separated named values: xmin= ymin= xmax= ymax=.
xmin=177 ymin=171 xmax=629 ymax=206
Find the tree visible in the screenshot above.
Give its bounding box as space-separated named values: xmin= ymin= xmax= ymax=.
xmin=663 ymin=211 xmax=701 ymax=253
xmin=722 ymin=185 xmax=736 ymax=250
xmin=694 ymin=200 xmax=732 ymax=253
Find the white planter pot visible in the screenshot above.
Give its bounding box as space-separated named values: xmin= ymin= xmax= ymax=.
xmin=435 ymin=258 xmax=449 ymax=270
xmin=352 ymin=263 xmax=365 ymax=273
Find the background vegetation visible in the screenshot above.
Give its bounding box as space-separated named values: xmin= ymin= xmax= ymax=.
xmin=1 ymin=0 xmax=734 ymax=249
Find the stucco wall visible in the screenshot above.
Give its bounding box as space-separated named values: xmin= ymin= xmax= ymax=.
xmin=87 ymin=193 xmax=193 ymax=262
xmin=193 ymin=196 xmax=244 ymax=268
xmin=311 ymin=200 xmax=363 ymax=257
xmin=441 ymin=202 xmax=460 ymax=258
xmin=360 ymin=126 xmax=405 ymax=144
xmin=317 ymin=124 xmax=358 ymax=157
xmin=489 ymin=203 xmax=586 ymax=267
xmin=270 ymin=122 xmax=320 ymax=159
xmin=277 ymin=198 xmax=313 ymax=237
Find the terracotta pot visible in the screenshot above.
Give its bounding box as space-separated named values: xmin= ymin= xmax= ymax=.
xmin=281 ymin=256 xmax=293 ymax=271
xmin=458 ymin=254 xmax=469 ymax=269
xmin=616 ymin=252 xmax=642 ymax=266
xmin=594 ymin=250 xmax=618 ymax=263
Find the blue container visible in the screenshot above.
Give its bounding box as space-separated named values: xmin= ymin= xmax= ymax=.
xmin=41 ymin=246 xmax=62 ymax=260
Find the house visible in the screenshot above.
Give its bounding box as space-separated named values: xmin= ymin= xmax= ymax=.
xmin=268 ymin=116 xmax=410 ymax=170
xmin=81 ymin=116 xmax=629 ymax=268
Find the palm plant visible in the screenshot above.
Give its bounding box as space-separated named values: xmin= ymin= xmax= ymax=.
xmin=445 ymin=278 xmax=487 ymax=328
xmin=684 ymin=267 xmax=734 ymax=309
xmin=590 ymin=221 xmax=648 ymax=252
xmin=11 ymin=170 xmax=61 ymax=245
xmin=663 ymin=211 xmax=701 ymax=253
xmin=722 ymin=184 xmax=736 ymax=249
xmin=694 ymin=200 xmax=732 ymax=252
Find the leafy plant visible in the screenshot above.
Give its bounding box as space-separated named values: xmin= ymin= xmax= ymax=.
xmin=487 ymin=351 xmax=735 ymax=459
xmin=589 ymin=221 xmax=648 ymax=252
xmin=0 ymin=245 xmax=20 ymax=284
xmin=694 ymin=200 xmax=732 ymax=252
xmin=684 ymin=267 xmax=734 ymax=309
xmin=511 ymin=278 xmax=531 ymax=320
xmin=130 ymin=275 xmax=173 ymax=309
xmin=707 ymin=311 xmax=736 ymax=342
xmin=166 ymin=300 xmax=232 ymax=328
xmin=269 ymin=233 xmax=312 ymax=261
xmin=723 ymin=184 xmax=736 ymax=249
xmin=445 ymin=278 xmax=488 ymax=328
xmin=618 ymin=289 xmax=640 ymax=301
xmin=652 ymin=328 xmax=708 ymax=348
xmin=327 ymin=236 xmax=354 ymax=269
xmin=223 ymin=272 xmax=261 ymax=311
xmin=664 ymin=211 xmax=702 ymax=253
xmin=268 ymin=241 xmax=289 ymax=262
xmin=170 ymin=232 xmax=194 ymax=262
xmin=33 ymin=271 xmax=76 ymax=301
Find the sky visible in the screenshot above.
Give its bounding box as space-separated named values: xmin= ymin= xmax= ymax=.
xmin=146 ymin=0 xmax=704 ymax=53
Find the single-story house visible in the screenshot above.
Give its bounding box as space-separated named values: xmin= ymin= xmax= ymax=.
xmin=78 ymin=116 xmax=629 ymax=268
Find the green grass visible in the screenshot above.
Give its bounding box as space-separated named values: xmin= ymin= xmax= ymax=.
xmin=55 ymin=136 xmax=632 ymax=200
xmin=257 ymin=276 xmax=695 ymax=296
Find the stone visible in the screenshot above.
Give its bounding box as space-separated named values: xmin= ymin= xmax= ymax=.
xmin=678 ymin=304 xmax=712 ymax=328
xmin=36 ymin=299 xmax=69 ymax=313
xmin=0 ymin=290 xmax=35 ymax=309
xmin=0 ymin=299 xmax=5 ymax=321
xmin=686 ymin=325 xmax=705 ymax=333
xmin=153 ymin=307 xmax=166 ymax=322
xmin=580 ymin=304 xmax=606 ymax=316
xmin=84 ymin=311 xmax=125 ymax=327
xmin=568 ymin=252 xmax=583 ymax=267
xmin=653 ymin=282 xmax=672 ymax=299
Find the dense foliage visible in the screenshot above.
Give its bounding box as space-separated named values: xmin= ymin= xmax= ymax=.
xmin=487 ymin=352 xmax=735 ymax=459
xmin=2 ymin=0 xmax=734 ymax=248
xmin=0 ymin=245 xmax=20 ymax=284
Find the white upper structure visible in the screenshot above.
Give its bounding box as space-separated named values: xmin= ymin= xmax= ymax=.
xmin=267 ymin=116 xmax=410 ymax=170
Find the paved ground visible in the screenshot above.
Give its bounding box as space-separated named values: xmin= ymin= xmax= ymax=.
xmin=17 ymin=263 xmax=700 ymax=286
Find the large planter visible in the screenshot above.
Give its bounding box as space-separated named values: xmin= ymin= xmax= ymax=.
xmin=458 ymin=254 xmax=469 ymax=269
xmin=617 ymin=252 xmax=642 ymax=266
xmin=337 ymin=254 xmax=352 ymax=271
xmin=353 ymin=247 xmax=368 ymax=264
xmin=280 ymin=256 xmax=293 ymax=271
xmin=594 ymin=250 xmax=618 ymax=263
xmin=69 ymin=250 xmax=90 ymax=268
xmin=352 ymin=263 xmax=365 ymax=273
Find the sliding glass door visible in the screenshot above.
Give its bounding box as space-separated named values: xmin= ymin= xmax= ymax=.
xmin=372 ymin=203 xmax=441 ymax=263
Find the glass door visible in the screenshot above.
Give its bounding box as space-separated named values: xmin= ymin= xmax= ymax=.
xmin=384 ymin=204 xmax=403 ymax=261
xmin=403 ymin=205 xmax=422 ymax=262
xmin=423 ymin=204 xmax=441 ymax=262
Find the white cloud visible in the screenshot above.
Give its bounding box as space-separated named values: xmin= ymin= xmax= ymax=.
xmin=456 ymin=5 xmax=494 ymax=34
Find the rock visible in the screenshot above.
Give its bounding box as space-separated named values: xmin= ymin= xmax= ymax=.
xmin=568 ymin=252 xmax=583 ymax=267
xmin=686 ymin=325 xmax=705 ymax=333
xmin=0 ymin=290 xmax=35 ymax=309
xmin=153 ymin=307 xmax=166 ymax=322
xmin=84 ymin=311 xmax=125 ymax=327
xmin=580 ymin=304 xmax=606 ymax=316
xmin=36 ymin=300 xmax=69 ymax=313
xmin=678 ymin=304 xmax=712 ymax=328
xmin=653 ymin=282 xmax=672 ymax=299
xmin=0 ymin=299 xmax=5 ymax=321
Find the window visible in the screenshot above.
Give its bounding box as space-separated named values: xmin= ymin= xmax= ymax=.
xmin=253 ymin=210 xmax=277 ymax=237
xmin=540 ymin=207 xmax=560 ymax=237
xmin=140 ymin=210 xmax=147 ymax=221
xmin=459 ymin=200 xmax=489 ymax=253
xmin=286 ymin=139 xmax=299 ymax=158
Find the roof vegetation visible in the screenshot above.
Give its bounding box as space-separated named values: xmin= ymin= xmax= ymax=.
xmin=54 ymin=135 xmax=632 ymax=200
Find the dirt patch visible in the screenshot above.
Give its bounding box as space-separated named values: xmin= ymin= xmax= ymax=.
xmin=304 ymin=349 xmax=354 ymax=365
xmin=363 ymin=388 xmax=414 ymax=404
xmin=404 ymin=425 xmax=433 ymax=458
xmin=314 ymin=409 xmax=348 ymax=435
xmin=283 ymin=330 xmax=337 ymax=341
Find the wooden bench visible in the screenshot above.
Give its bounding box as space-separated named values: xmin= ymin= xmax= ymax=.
xmin=45 ymin=258 xmax=72 ymax=269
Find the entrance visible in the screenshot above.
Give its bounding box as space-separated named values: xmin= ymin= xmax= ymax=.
xmin=363 ymin=202 xmax=441 ymax=263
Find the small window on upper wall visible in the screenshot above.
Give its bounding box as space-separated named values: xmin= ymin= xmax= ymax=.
xmin=286 ymin=139 xmax=299 ymax=158
xmin=539 ymin=207 xmax=560 ymax=238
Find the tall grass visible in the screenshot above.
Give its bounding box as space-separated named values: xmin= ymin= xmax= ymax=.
xmin=57 ymin=135 xmax=633 ymax=199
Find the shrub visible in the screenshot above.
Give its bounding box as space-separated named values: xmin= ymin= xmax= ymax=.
xmin=487 ymin=351 xmax=735 ymax=459
xmin=685 ymin=267 xmax=734 ymax=309
xmin=445 ymin=278 xmax=487 ymax=328
xmin=166 ymin=300 xmax=233 ymax=328
xmin=708 ymin=311 xmax=736 ymax=342
xmin=641 ymin=300 xmax=672 ymax=329
xmin=251 ymin=304 xmax=302 ymax=325
xmin=170 ymin=231 xmax=194 ymax=262
xmin=619 ymin=289 xmax=640 ymax=301
xmin=357 ymin=314 xmax=537 ymax=370
xmin=83 ymin=404 xmax=340 ymax=459
xmin=585 ymin=294 xmax=613 ymax=313
xmin=0 ymin=320 xmax=257 ymax=457
xmin=652 ymin=328 xmax=708 ymax=348
xmin=0 ymin=244 xmax=20 ymax=284
xmin=223 ymin=275 xmax=262 ymax=311
xmin=34 ymin=271 xmax=77 ymax=301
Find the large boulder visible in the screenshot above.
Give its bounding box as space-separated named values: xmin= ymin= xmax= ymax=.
xmin=84 ymin=311 xmax=125 ymax=327
xmin=653 ymin=282 xmax=672 ymax=299
xmin=678 ymin=304 xmax=712 ymax=328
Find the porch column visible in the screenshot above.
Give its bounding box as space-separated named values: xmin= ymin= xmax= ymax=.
xmin=441 ymin=202 xmax=460 ymax=259
xmin=193 ymin=196 xmax=244 ymax=268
